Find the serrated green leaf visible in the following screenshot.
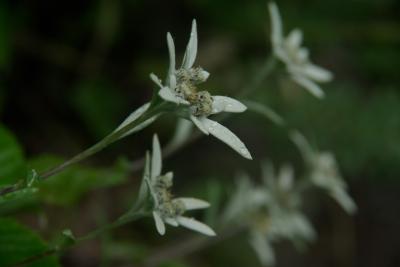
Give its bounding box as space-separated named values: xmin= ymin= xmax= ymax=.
xmin=0 ymin=218 xmax=60 ymax=267
xmin=29 ymin=155 xmax=127 ymax=205
xmin=0 ymin=125 xmax=26 ymax=186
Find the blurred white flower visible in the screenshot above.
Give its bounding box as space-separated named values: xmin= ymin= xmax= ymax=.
xmin=260 ymin=162 xmax=316 ymax=243
xmin=290 ymin=130 xmax=357 ymax=214
xmin=150 ymin=20 xmax=252 ymax=160
xmin=268 ymin=2 xmax=333 ymax=98
xmin=144 ymin=135 xmax=216 ymax=236
xmin=225 ymin=163 xmax=315 ymax=266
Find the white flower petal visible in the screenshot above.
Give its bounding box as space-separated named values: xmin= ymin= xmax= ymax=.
xmin=115 ymin=102 xmax=150 ymax=133
xmin=120 ymin=115 xmax=159 ymax=139
xmin=176 ymin=216 xmax=216 ymax=236
xmin=151 ymin=135 xmax=162 ymax=178
xmin=200 ymin=118 xmax=252 ymax=160
xmin=176 ymin=197 xmax=210 ymax=210
xmin=211 ymin=96 xmax=247 ymax=114
xmin=249 ymin=233 xmax=275 ymax=266
xmin=153 ymin=211 xmax=166 ymax=235
xmin=150 ymin=73 xmax=163 ymax=88
xmin=182 ymin=19 xmax=198 ymax=69
xmin=164 ymin=218 xmax=179 ymax=227
xmin=144 ymin=153 xmax=158 ymax=205
xmin=158 ymin=87 xmax=189 ymax=104
xmin=199 ymin=69 xmax=210 ymax=81
xmin=268 ymin=2 xmax=284 ymax=50
xmin=330 ymin=188 xmax=357 ymax=215
xmin=278 ymin=164 xmax=294 ymax=192
xmin=190 ymin=115 xmax=209 ymax=135
xmin=164 ymin=171 xmax=174 ymax=183
xmin=291 ymin=74 xmax=325 ymax=98
xmin=303 ymin=63 xmax=333 ymax=82
xmin=289 ymin=130 xmax=316 ymax=163
xmin=285 ymin=28 xmax=303 ymax=50
xmin=169 ymin=74 xmax=177 ymax=90
xmin=297 ymin=48 xmax=309 ymax=62
xmin=164 ymin=119 xmax=193 ymax=152
xmin=166 ymin=33 xmax=176 ymax=79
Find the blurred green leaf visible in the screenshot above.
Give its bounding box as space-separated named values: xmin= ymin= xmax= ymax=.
xmin=0 ymin=218 xmax=60 ymax=267
xmin=29 ymin=155 xmax=127 ymax=205
xmin=0 ymin=125 xmax=26 ymax=186
xmin=0 ymin=187 xmax=39 ymax=215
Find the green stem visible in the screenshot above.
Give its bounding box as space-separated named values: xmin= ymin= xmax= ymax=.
xmin=10 ymin=212 xmax=147 ymax=267
xmin=39 ymin=102 xmax=168 ymax=179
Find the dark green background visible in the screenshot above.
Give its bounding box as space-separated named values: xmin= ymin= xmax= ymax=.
xmin=0 ymin=0 xmax=399 ymax=266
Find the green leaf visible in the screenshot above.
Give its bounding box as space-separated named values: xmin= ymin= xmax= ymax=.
xmin=0 ymin=125 xmax=26 ymax=186
xmin=29 ymin=155 xmax=126 ymax=205
xmin=0 ymin=218 xmax=60 ymax=267
xmin=0 ymin=187 xmax=39 ymax=215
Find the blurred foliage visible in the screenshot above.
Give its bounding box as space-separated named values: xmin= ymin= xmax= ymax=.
xmin=0 ymin=218 xmax=60 ymax=267
xmin=0 ymin=125 xmax=26 ymax=186
xmin=30 ymin=155 xmax=127 ymax=205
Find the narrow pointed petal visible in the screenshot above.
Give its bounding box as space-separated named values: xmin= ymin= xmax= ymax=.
xmin=291 ymin=75 xmax=325 ymax=98
xmin=176 ymin=216 xmax=216 ymax=236
xmin=115 ymin=103 xmax=150 ymax=133
xmin=153 ymin=211 xmax=166 ymax=235
xmin=120 ymin=115 xmax=159 ymax=139
xmin=169 ymin=74 xmax=177 ymax=90
xmin=289 ymin=130 xmax=316 ymax=164
xmin=249 ymin=233 xmax=275 ymax=266
xmin=150 ymin=73 xmax=163 ymax=88
xmin=159 ymin=87 xmax=189 ymax=104
xmin=211 ymin=96 xmax=247 ymax=114
xmin=268 ymin=2 xmax=284 ymax=48
xmin=182 ymin=19 xmax=198 ymax=69
xmin=303 ymin=63 xmax=333 ymax=82
xmin=144 ymin=153 xmax=158 ymax=205
xmin=330 ymin=188 xmax=357 ymax=214
xmin=200 ymin=118 xmax=252 ymax=160
xmin=176 ymin=197 xmax=210 ymax=210
xmin=151 ymin=135 xmax=162 ymax=177
xmin=285 ymin=28 xmax=303 ymax=50
xmin=167 ymin=33 xmax=176 ymax=78
xmin=190 ymin=115 xmax=209 ymax=135
xmin=164 ymin=218 xmax=179 ymax=227
xmin=278 ymin=164 xmax=294 ymax=192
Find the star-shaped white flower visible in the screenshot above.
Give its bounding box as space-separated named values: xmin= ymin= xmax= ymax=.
xmin=268 ymin=2 xmax=333 ymax=98
xmin=290 ymin=130 xmax=357 ymax=214
xmin=150 ymin=20 xmax=252 ymax=160
xmin=143 ymin=135 xmax=216 ymax=236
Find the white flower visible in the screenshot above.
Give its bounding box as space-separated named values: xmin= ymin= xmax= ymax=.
xmin=150 ymin=20 xmax=252 ymax=160
xmin=290 ymin=130 xmax=357 ymax=214
xmin=144 ymin=135 xmax=216 ymax=236
xmin=260 ymin=162 xmax=316 ymax=243
xmin=268 ymin=2 xmax=333 ymax=98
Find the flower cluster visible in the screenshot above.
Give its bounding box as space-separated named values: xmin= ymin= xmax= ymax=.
xmin=268 ymin=2 xmax=333 ymax=98
xmin=150 ymin=20 xmax=252 ymax=160
xmin=290 ymin=131 xmax=357 ymax=214
xmin=143 ymin=135 xmax=215 ymax=236
xmin=223 ymin=162 xmax=315 ymax=266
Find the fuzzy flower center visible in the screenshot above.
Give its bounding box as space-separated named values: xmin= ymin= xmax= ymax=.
xmin=154 ymin=175 xmax=185 ymax=219
xmin=174 ymin=67 xmax=213 ymax=117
